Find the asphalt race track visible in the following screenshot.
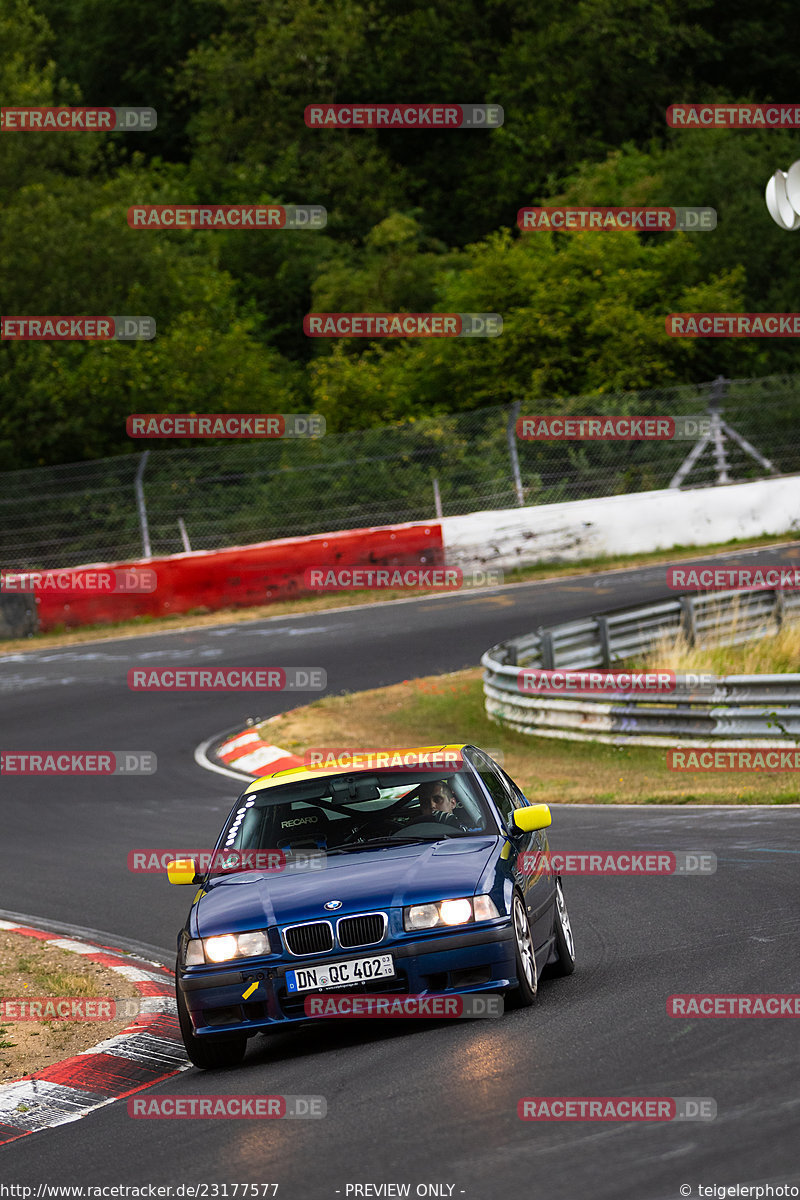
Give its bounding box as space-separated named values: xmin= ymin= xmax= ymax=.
xmin=2 ymin=546 xmax=800 ymax=1199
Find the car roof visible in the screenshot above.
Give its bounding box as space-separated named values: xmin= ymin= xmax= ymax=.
xmin=242 ymin=744 xmax=470 ymax=795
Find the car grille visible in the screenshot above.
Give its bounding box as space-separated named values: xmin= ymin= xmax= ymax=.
xmin=284 ymin=921 xmax=333 ymax=956
xmin=338 ymin=913 xmax=385 ymax=948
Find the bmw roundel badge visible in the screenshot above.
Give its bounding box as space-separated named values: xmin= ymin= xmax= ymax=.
xmin=324 ymin=899 xmax=343 ymax=911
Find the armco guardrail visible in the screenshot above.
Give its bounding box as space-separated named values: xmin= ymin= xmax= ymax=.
xmin=481 ymin=588 xmax=800 ymax=747
xmin=0 ymin=594 xmax=38 ymax=640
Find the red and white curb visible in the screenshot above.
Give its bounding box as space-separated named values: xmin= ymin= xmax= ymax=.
xmin=0 ymin=920 xmax=187 ymax=1147
xmin=216 ymin=726 xmax=302 ymax=778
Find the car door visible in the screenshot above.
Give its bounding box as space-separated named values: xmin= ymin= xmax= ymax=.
xmin=494 ymin=763 xmax=557 ymax=952
xmin=468 ymin=750 xmax=554 ymax=953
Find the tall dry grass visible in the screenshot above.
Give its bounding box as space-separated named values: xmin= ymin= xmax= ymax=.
xmin=636 ymin=596 xmax=800 ymax=675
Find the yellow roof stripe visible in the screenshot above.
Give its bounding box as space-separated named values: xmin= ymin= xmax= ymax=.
xmin=243 ymin=744 xmax=467 ymax=794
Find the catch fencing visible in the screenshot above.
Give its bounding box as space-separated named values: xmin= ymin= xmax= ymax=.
xmin=2 ymin=372 xmax=799 ymax=570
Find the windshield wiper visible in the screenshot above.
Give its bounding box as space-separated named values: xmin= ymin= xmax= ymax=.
xmin=327 ymin=836 xmax=445 ymax=854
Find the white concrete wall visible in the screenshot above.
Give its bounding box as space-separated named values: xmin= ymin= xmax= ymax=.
xmin=441 ymin=475 xmax=800 ymax=572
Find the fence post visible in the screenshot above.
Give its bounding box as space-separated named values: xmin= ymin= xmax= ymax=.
xmin=177 ymin=517 xmax=191 ymax=553
xmin=506 ymin=402 xmax=525 ymax=507
xmin=432 ymin=476 xmax=443 ymax=519
xmin=539 ymin=629 xmax=554 ymax=669
xmin=135 ymin=451 xmax=152 ymax=559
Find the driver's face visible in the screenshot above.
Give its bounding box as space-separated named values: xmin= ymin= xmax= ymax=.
xmin=419 ymin=785 xmax=456 ymax=815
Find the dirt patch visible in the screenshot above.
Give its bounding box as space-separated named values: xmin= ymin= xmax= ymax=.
xmin=0 ymin=931 xmax=146 ymax=1083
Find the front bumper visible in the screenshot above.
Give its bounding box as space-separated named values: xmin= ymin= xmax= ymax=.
xmin=178 ymin=921 xmax=515 ymax=1037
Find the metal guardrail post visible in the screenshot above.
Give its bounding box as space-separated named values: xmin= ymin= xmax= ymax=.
xmin=596 ymin=617 xmax=611 ymax=667
xmin=680 ymin=595 xmax=697 ymax=645
xmin=482 ymin=588 xmax=800 ymax=746
xmin=774 ymin=589 xmax=786 ymax=628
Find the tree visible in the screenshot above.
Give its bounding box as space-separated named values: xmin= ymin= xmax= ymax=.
xmin=310 ymin=226 xmax=749 ymax=427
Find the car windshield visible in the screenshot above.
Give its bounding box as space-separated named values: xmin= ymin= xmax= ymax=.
xmin=212 ymin=767 xmax=496 ymax=868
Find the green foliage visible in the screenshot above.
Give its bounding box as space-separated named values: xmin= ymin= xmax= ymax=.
xmin=309 ymin=227 xmax=748 ymax=424
xmin=2 ymin=0 xmax=800 ymax=467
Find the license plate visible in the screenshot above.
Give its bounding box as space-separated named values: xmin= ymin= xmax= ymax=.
xmin=285 ymin=954 xmax=395 ymax=993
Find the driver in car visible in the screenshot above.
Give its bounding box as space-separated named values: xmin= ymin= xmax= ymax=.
xmin=417 ymin=780 xmax=468 ymax=831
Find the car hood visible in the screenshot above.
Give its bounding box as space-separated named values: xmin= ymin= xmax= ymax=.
xmin=192 ymin=837 xmax=499 ymax=937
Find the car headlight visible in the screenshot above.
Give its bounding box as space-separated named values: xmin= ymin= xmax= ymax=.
xmin=184 ymin=939 xmax=205 ymax=966
xmin=439 ymin=898 xmax=473 ymax=926
xmin=473 ymin=894 xmax=500 ymax=921
xmin=403 ymin=895 xmax=499 ymax=931
xmin=185 ymin=930 xmax=270 ymax=965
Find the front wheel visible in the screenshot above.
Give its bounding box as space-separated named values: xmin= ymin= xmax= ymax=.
xmin=550 ymin=879 xmax=576 ymax=976
xmin=507 ymin=893 xmax=538 ymax=1007
xmin=176 ymin=973 xmax=247 ymax=1069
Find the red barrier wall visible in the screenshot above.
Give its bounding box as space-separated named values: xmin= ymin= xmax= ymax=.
xmin=34 ymin=522 xmax=444 ymax=631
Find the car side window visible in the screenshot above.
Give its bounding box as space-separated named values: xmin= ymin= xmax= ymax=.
xmin=498 ymin=767 xmax=528 ymax=809
xmin=472 ymin=754 xmax=515 ymax=824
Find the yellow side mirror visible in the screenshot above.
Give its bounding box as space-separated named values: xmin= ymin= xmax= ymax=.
xmin=167 ymin=857 xmax=197 ymax=885
xmin=512 ymin=804 xmax=551 ymax=833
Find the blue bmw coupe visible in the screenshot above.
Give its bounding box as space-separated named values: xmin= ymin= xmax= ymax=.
xmin=170 ymin=744 xmax=576 ymax=1068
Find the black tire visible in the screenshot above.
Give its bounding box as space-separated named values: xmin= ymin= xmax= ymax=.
xmin=507 ymin=892 xmax=538 ymax=1008
xmin=176 ymin=974 xmax=247 ymax=1070
xmin=550 ymin=879 xmax=576 ymax=976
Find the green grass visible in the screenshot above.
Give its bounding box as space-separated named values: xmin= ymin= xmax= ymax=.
xmin=258 ymin=668 xmax=800 ymax=804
